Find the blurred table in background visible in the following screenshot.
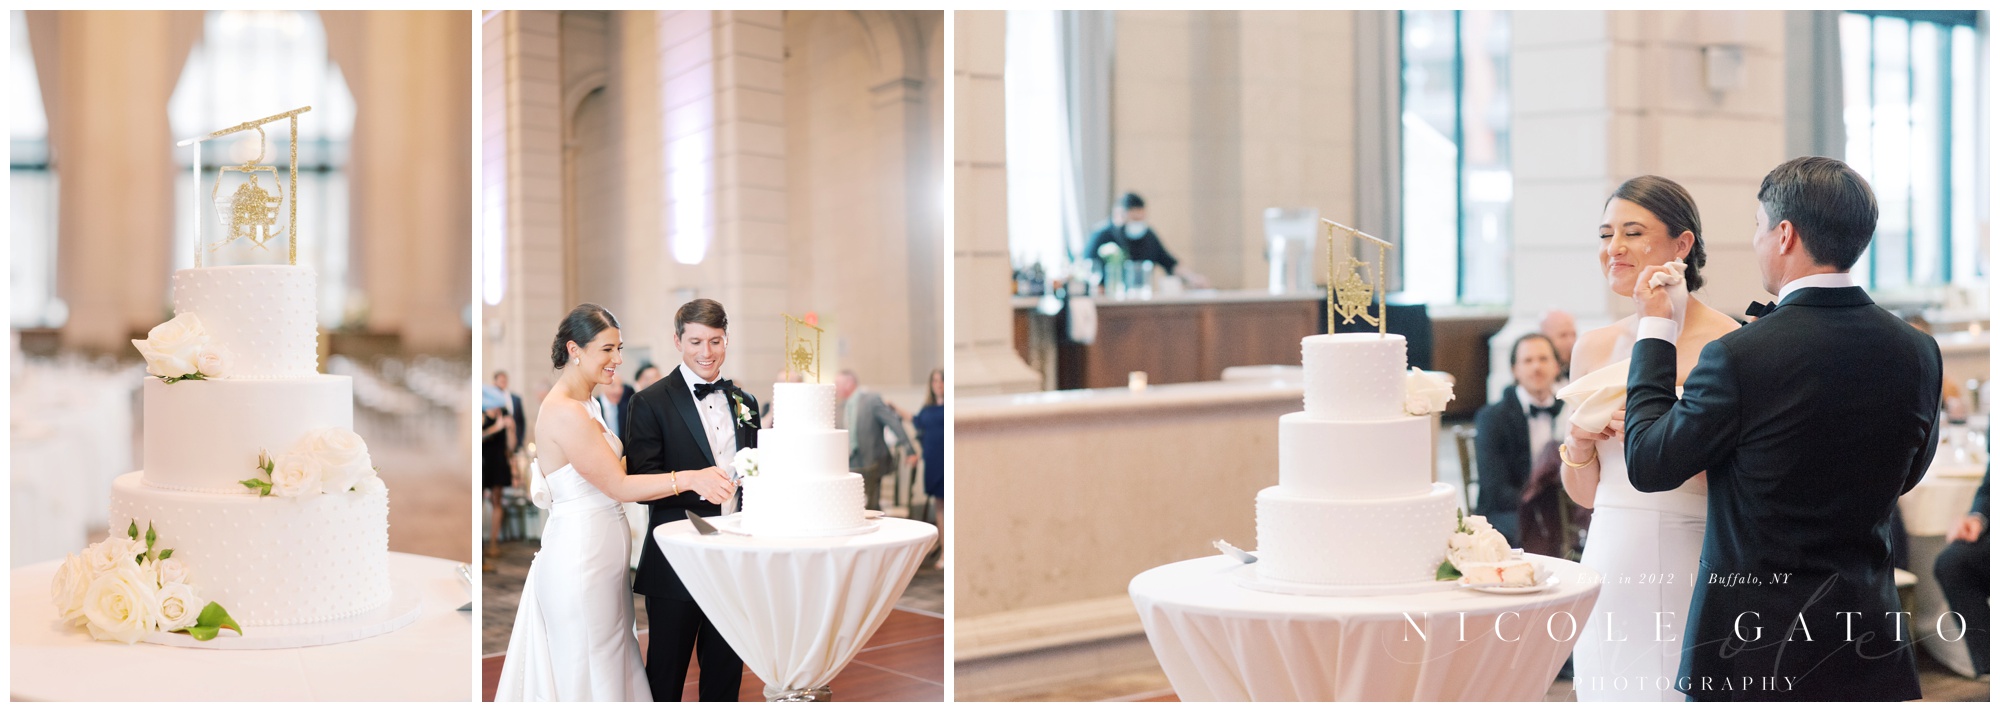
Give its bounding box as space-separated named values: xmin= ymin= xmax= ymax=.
xmin=10 ymin=357 xmax=141 ymax=565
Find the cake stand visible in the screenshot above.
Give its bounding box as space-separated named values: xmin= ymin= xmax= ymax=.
xmin=1129 ymin=553 xmax=1602 ymax=701
xmin=12 ymin=552 xmax=474 ymax=701
xmin=652 ymin=515 xmax=937 ymax=701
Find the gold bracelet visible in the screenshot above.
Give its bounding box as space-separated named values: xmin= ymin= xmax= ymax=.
xmin=671 ymin=472 xmax=681 ymax=496
xmin=1559 ymin=443 xmax=1598 ymax=469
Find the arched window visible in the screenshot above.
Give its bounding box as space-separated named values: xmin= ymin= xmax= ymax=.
xmin=169 ymin=10 xmax=356 ymax=327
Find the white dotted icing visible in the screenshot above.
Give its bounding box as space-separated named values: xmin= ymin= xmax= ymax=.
xmin=741 ymin=473 xmax=866 ymax=536
xmin=1302 ymin=333 xmax=1407 ymax=421
xmin=171 ymin=266 xmax=320 ymax=379
xmin=1254 ymin=483 xmax=1457 ymax=586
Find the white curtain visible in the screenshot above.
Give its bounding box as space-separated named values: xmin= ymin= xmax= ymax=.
xmin=1784 ymin=10 xmax=1847 ymax=160
xmin=1062 ymin=11 xmax=1115 ymax=262
xmin=1354 ymin=10 xmax=1403 ymax=291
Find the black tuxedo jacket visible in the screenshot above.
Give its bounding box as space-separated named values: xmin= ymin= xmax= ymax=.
xmin=1625 ymin=286 xmax=1941 ymax=701
xmin=626 ymin=368 xmax=759 ymax=600
xmin=1472 ymin=385 xmax=1535 ymax=520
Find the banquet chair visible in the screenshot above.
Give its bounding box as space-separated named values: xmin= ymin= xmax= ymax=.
xmin=1453 ymin=424 xmax=1479 ymax=513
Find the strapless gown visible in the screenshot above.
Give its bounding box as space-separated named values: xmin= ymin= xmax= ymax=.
xmin=494 ymin=400 xmax=650 ymax=701
xmin=1572 ymin=388 xmax=1707 ymax=702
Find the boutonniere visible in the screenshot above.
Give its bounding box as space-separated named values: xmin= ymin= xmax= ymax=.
xmin=729 ymin=390 xmax=756 ymax=429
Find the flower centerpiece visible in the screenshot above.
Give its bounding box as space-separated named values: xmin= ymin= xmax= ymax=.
xmin=52 ymin=522 xmax=239 ymax=643
xmin=730 ymin=447 xmax=762 ymax=479
xmin=242 ymin=427 xmax=387 ymax=498
xmin=130 ymin=313 xmax=227 ymax=383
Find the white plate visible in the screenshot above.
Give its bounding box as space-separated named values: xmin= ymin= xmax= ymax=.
xmin=1458 ymin=567 xmax=1559 ymax=595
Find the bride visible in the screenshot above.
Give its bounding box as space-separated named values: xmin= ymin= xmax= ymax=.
xmin=1560 ymin=177 xmax=1738 ymax=701
xmin=494 ymin=304 xmax=734 ymax=701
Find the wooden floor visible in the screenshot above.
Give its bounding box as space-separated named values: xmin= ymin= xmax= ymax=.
xmin=481 ymin=607 xmax=943 ymax=701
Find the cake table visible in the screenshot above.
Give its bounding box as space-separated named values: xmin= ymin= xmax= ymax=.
xmin=1130 ymin=553 xmax=1602 ymax=702
xmin=652 ymin=515 xmax=937 ymax=701
xmin=11 ymin=552 xmax=473 ymax=701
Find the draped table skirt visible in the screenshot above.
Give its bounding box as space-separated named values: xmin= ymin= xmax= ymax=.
xmin=653 ymin=515 xmax=937 ymax=701
xmin=1131 ymin=553 xmax=1601 ymax=701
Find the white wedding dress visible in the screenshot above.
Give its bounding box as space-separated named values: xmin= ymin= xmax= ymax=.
xmin=1572 ymin=370 xmax=1707 ymax=702
xmin=494 ymin=399 xmax=651 ymax=702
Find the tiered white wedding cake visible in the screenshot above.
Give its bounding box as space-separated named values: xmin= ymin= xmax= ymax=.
xmin=1251 ymin=333 xmax=1460 ymax=594
xmin=92 ymin=265 xmax=393 ymax=635
xmin=738 ymin=382 xmax=869 ymax=537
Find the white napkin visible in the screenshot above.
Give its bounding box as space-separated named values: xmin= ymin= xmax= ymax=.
xmin=1067 ymin=296 xmax=1099 ymax=345
xmin=1555 ymin=358 xmax=1631 ymax=434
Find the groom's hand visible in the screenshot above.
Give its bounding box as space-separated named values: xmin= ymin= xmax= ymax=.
xmin=688 ymin=466 xmax=736 ymax=505
xmin=1633 ymin=265 xmax=1676 ymax=319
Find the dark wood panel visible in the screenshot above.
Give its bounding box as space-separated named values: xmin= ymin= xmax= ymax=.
xmin=1204 ymin=301 xmax=1318 ymax=377
xmin=1013 ymin=308 xmax=1032 ymax=364
xmin=1085 ymin=305 xmax=1206 ymax=388
xmin=1054 ymin=298 xmax=1322 ymax=390
xmin=1432 ymin=315 xmax=1509 ymax=419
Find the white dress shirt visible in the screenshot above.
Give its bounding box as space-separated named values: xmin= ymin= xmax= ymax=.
xmin=1637 ymin=272 xmax=1857 ymax=344
xmin=678 ymin=363 xmax=741 ymax=511
xmin=1518 ymin=388 xmax=1561 ymax=460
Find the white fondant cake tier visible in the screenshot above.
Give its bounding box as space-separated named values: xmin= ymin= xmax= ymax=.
xmin=740 ymin=473 xmax=867 ymax=536
xmin=756 ymin=427 xmax=848 ymax=478
xmin=1277 ymin=412 xmax=1433 ymax=500
xmin=171 ymin=265 xmax=320 ymax=379
xmin=1254 ymin=482 xmax=1456 ymax=587
xmin=141 ymin=375 xmax=354 ymax=493
xmin=1301 ymin=333 xmax=1406 ymax=421
xmin=772 ymin=382 xmax=836 ymax=430
xmin=108 ymin=472 xmax=391 ymax=626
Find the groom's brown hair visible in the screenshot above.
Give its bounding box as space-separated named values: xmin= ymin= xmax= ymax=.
xmin=674 ymin=298 xmax=729 ymax=337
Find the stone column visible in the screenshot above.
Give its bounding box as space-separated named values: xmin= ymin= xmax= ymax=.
xmin=487 ymin=10 xmax=568 ymax=400
xmin=954 ymin=10 xmax=1040 ymax=395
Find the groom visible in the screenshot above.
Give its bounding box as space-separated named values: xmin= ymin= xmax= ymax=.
xmin=1624 ymin=157 xmax=1941 ymax=701
xmin=627 ymin=298 xmax=758 ymax=702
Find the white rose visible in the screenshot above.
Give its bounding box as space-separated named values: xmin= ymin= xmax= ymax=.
xmin=155 ymin=582 xmax=202 ymax=632
xmin=352 ymin=475 xmax=387 ymax=494
xmin=81 ymin=566 xmax=159 ymax=644
xmin=50 ymin=554 xmax=94 ymax=626
xmin=131 ymin=313 xmax=209 ymax=379
xmin=298 ymin=428 xmax=373 ymax=494
xmin=270 ymin=453 xmax=322 ymax=500
xmin=1403 ymin=368 xmax=1456 ymax=416
xmin=1455 ymin=529 xmax=1513 ymax=564
xmin=1462 ymin=514 xmax=1495 ymax=536
xmin=195 ymin=348 xmax=227 ymax=378
xmin=82 ymin=536 xmax=147 ymax=576
xmin=155 ymin=558 xmax=190 ymax=586
xmin=731 ymin=447 xmax=761 ymax=478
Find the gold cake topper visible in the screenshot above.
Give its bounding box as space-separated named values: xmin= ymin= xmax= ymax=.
xmin=178 ymin=106 xmax=312 ymax=267
xmin=783 ymin=313 xmax=825 ymax=384
xmin=1322 ymin=219 xmax=1393 ymax=336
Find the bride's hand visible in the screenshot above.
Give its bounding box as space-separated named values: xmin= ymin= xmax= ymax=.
xmin=687 ymin=466 xmax=735 ymax=505
xmin=1605 ymin=405 xmax=1626 ymax=439
xmin=1568 ymin=421 xmax=1615 ymax=448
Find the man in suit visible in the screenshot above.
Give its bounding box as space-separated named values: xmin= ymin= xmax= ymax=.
xmin=626 ymin=299 xmax=758 ymax=702
xmin=1472 ymin=332 xmax=1564 ymax=542
xmin=1539 ymin=309 xmax=1577 ymax=383
xmin=596 ymin=379 xmax=636 ymax=443
xmin=835 ymin=369 xmax=910 ymax=512
xmin=1624 ymin=156 xmax=1942 ymax=700
xmin=1085 ymin=192 xmax=1180 ymax=279
xmin=494 ymin=370 xmax=527 ymax=454
xmin=1934 ymin=469 xmax=1989 ymax=678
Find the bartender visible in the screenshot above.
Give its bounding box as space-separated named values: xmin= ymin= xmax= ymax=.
xmin=1086 ymin=192 xmax=1180 ymax=279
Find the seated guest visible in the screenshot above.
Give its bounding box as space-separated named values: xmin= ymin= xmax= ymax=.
xmin=1539 ymin=309 xmax=1577 ymax=383
xmin=1473 ymin=333 xmax=1563 ymax=542
xmin=1086 ymin=192 xmax=1185 ymax=282
xmin=1935 ymin=469 xmax=1989 ymax=678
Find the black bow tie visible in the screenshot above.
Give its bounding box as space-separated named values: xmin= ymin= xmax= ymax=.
xmin=1745 ymin=301 xmax=1775 ymax=318
xmin=692 ymin=379 xmax=734 ymax=399
xmin=1529 ymin=402 xmax=1563 ymax=419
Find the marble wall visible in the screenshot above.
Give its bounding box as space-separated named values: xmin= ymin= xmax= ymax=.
xmin=1110 ymin=10 xmax=1359 ymax=291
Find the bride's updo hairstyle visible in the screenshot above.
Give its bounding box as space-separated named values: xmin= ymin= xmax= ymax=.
xmin=551 ymin=303 xmax=620 ymax=369
xmin=1608 ymin=175 xmax=1707 ymax=291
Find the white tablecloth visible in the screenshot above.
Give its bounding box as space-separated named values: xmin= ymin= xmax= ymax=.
xmin=12 ymin=553 xmax=474 ymax=701
xmin=652 ymin=516 xmax=937 ymax=700
xmin=1131 ymin=554 xmax=1601 ymax=701
xmin=10 ymin=366 xmax=140 ymax=566
xmin=1897 ymin=456 xmax=1986 ymax=676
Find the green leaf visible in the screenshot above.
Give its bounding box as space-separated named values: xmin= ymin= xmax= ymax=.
xmin=180 ymin=625 xmax=219 ymax=641
xmin=239 ymin=478 xmax=273 ymax=497
xmin=127 ymin=521 xmax=139 ymax=539
xmin=198 ymin=601 xmax=240 ymax=635
xmin=145 ymin=523 xmax=157 ymax=552
xmin=258 ymin=450 xmax=275 ymax=477
xmin=1436 ymin=559 xmax=1462 ymax=581
xmin=159 ymin=549 xmax=173 ymax=560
